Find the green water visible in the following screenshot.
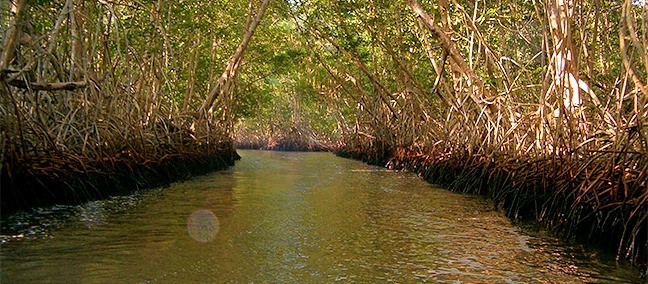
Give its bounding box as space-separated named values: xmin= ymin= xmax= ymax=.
xmin=0 ymin=150 xmax=642 ymax=283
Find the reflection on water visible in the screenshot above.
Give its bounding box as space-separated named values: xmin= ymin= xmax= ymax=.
xmin=79 ymin=201 xmax=106 ymax=228
xmin=0 ymin=150 xmax=643 ymax=283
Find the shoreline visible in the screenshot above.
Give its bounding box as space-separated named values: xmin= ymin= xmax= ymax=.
xmin=2 ymin=143 xmax=644 ymax=274
xmin=1 ymin=144 xmax=240 ymax=215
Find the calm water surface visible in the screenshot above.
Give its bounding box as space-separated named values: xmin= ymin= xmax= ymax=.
xmin=0 ymin=150 xmax=642 ymax=283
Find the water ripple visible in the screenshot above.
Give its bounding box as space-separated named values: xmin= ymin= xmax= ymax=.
xmin=0 ymin=151 xmax=642 ymax=283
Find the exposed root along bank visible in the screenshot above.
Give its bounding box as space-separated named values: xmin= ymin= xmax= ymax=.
xmin=235 ymin=136 xmax=331 ymax=151
xmin=336 ymin=146 xmax=648 ymax=271
xmin=1 ymin=143 xmax=239 ymax=214
xmin=236 ymin=141 xmax=330 ymax=152
xmin=235 ymin=125 xmax=334 ymax=151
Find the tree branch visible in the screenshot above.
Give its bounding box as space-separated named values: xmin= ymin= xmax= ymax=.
xmin=5 ymin=79 xmax=87 ymax=91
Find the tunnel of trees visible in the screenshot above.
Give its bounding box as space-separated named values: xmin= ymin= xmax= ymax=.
xmin=1 ymin=0 xmax=646 ymax=269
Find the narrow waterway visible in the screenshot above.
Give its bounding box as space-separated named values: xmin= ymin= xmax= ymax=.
xmin=0 ymin=150 xmax=642 ymax=283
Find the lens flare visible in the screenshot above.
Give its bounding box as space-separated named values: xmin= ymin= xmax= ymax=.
xmin=186 ymin=209 xmax=219 ymax=242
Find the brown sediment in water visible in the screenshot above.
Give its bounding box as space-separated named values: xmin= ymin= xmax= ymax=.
xmin=1 ymin=143 xmax=240 ymax=214
xmin=336 ymin=146 xmax=648 ymax=271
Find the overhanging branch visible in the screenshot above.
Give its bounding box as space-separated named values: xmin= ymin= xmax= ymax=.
xmin=5 ymin=79 xmax=87 ymax=91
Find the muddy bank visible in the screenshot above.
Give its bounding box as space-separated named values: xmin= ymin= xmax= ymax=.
xmin=336 ymin=146 xmax=647 ymax=272
xmin=1 ymin=144 xmax=240 ymax=214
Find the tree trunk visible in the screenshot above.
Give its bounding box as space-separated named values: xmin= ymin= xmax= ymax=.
xmin=547 ymin=0 xmax=582 ymax=112
xmin=407 ymin=0 xmax=487 ymax=112
xmin=546 ymin=0 xmax=591 ymax=149
xmin=183 ymin=37 xmax=201 ymax=113
xmin=197 ymin=0 xmax=271 ymax=118
xmin=1 ymin=0 xmax=28 ymax=70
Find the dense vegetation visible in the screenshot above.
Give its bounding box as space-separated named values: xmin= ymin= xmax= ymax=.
xmin=1 ymin=0 xmax=646 ymax=269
